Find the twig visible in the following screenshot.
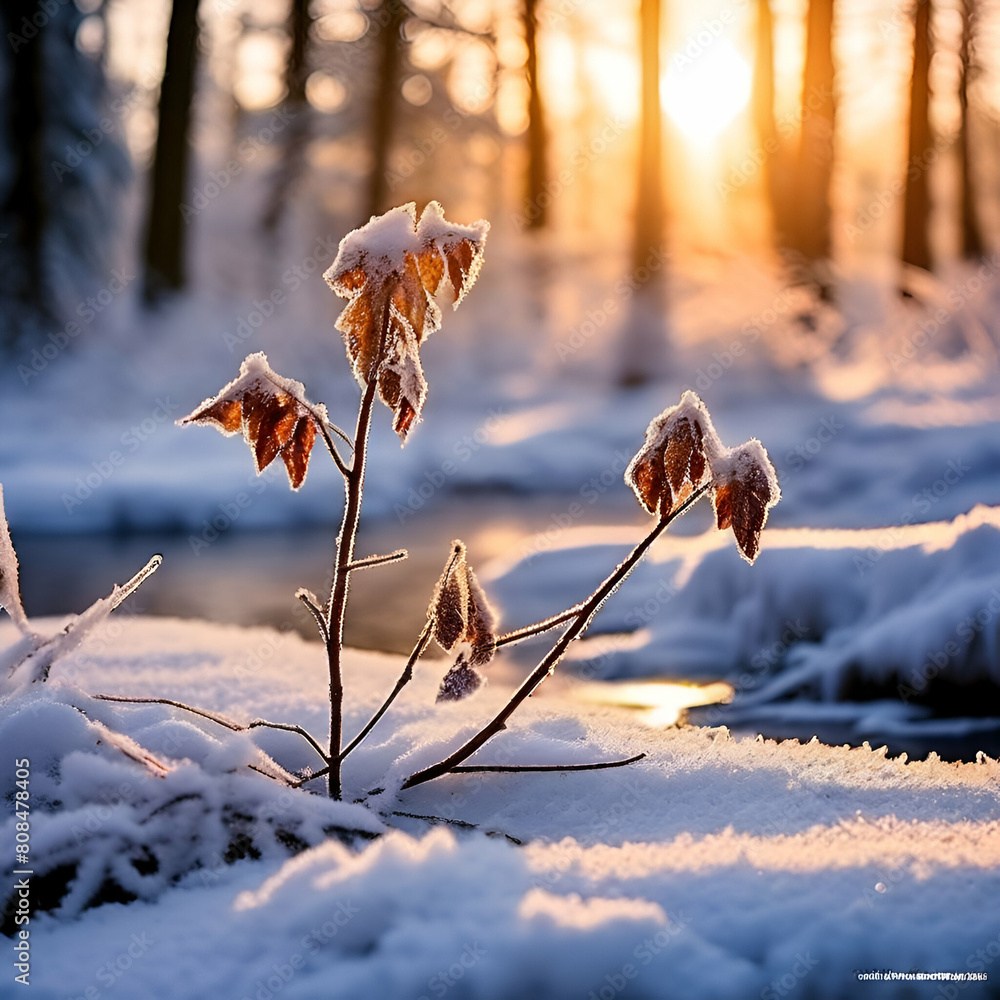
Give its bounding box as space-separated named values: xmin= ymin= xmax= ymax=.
xmin=325 ymin=420 xmax=354 ymax=448
xmin=296 ymin=589 xmax=330 ymax=644
xmin=339 ymin=621 xmax=433 ymax=763
xmin=401 ymin=484 xmax=712 ymax=790
xmin=93 ymin=694 xmax=243 ymax=731
xmin=247 ymin=720 xmax=329 ymax=762
xmin=346 ymin=549 xmax=408 ymax=572
xmin=388 ymin=810 xmax=521 ymax=844
xmin=248 ymin=763 xmax=296 ymax=786
xmin=495 ymin=607 xmax=584 ymax=647
xmin=109 ymin=554 xmax=164 ymax=612
xmin=449 ymin=753 xmax=646 ymax=773
xmin=316 ymin=420 xmax=351 ymax=477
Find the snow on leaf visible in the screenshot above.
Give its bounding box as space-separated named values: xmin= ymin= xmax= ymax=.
xmin=436 ymin=653 xmax=484 ymax=703
xmin=0 ymin=485 xmax=31 ymax=636
xmin=712 ymin=441 xmax=780 ymax=563
xmin=324 ymin=202 xmax=488 ymax=443
xmin=626 ymin=391 xmax=722 ymax=517
xmin=177 ymin=353 xmax=329 ymax=490
xmin=428 ymin=541 xmax=498 ymax=668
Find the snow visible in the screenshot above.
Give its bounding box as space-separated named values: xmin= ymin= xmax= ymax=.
xmin=3 ymin=615 xmax=1000 ymax=998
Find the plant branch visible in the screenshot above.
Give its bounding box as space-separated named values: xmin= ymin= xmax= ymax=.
xmin=346 ymin=549 xmax=408 ymax=572
xmin=247 ymin=720 xmax=329 ymax=762
xmin=449 ymin=753 xmax=646 ymax=773
xmin=93 ymin=694 xmax=244 ymax=731
xmin=95 ymin=694 xmax=330 ymax=765
xmin=401 ymin=484 xmax=711 ymax=790
xmin=324 ymin=301 xmax=394 ymax=799
xmin=317 ymin=420 xmax=351 ymax=477
xmin=296 ymin=589 xmax=330 ymax=644
xmin=495 ymin=607 xmax=584 ymax=647
xmin=340 ymin=620 xmax=433 ymax=763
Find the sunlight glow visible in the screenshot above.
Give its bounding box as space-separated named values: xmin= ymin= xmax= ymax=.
xmin=662 ymin=41 xmax=752 ymax=142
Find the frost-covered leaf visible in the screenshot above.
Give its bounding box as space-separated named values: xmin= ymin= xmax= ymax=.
xmin=429 ymin=541 xmax=498 ymax=667
xmin=178 ymin=353 xmax=328 ymax=490
xmin=712 ymin=441 xmax=780 ymax=564
xmin=436 ymin=654 xmax=484 ymax=703
xmin=0 ymin=484 xmax=31 ymax=636
xmin=626 ymin=391 xmax=722 ymax=517
xmin=324 ymin=202 xmax=488 ymax=443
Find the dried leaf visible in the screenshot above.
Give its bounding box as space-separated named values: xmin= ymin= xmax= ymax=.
xmin=428 ymin=541 xmax=498 ymax=667
xmin=0 ymin=485 xmax=30 ymax=636
xmin=712 ymin=442 xmax=780 ymax=563
xmin=436 ymin=654 xmax=484 ymax=703
xmin=178 ymin=353 xmax=328 ymax=490
xmin=626 ymin=391 xmax=721 ymax=517
xmin=324 ymin=202 xmax=488 ymax=442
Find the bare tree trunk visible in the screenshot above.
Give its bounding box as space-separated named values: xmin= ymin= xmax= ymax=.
xmin=901 ymin=0 xmax=933 ymax=275
xmin=1 ymin=0 xmax=50 ymax=340
xmin=619 ymin=0 xmax=668 ymax=388
xmin=753 ymin=0 xmax=786 ymax=244
xmin=262 ymin=0 xmax=313 ymax=236
xmin=523 ymin=0 xmax=548 ymax=229
xmin=958 ymin=0 xmax=984 ymax=259
xmin=366 ymin=0 xmax=405 ymax=222
xmin=793 ymin=0 xmax=835 ymax=267
xmin=142 ymin=0 xmax=200 ymax=303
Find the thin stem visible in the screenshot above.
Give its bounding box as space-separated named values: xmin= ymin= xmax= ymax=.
xmin=495 ymin=607 xmax=584 ymax=648
xmin=449 ymin=753 xmax=646 ymax=773
xmin=296 ymin=589 xmax=330 ymax=644
xmin=95 ymin=694 xmax=329 ymax=765
xmin=325 ymin=302 xmax=393 ymax=799
xmin=318 ymin=422 xmax=351 ymax=477
xmin=401 ymin=484 xmax=711 ymax=790
xmin=326 ymin=420 xmax=354 ymax=448
xmin=346 ymin=549 xmax=408 ymax=572
xmin=340 ymin=621 xmax=433 ymax=763
xmin=93 ymin=694 xmax=243 ymax=731
xmin=247 ymin=720 xmax=329 ymax=762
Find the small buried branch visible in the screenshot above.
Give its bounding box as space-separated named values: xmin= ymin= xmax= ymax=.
xmin=448 ymin=753 xmax=646 ymax=774
xmin=94 ymin=694 xmax=329 ymax=765
xmin=401 ymin=484 xmax=712 ymax=790
xmin=494 ymin=607 xmax=584 ymax=648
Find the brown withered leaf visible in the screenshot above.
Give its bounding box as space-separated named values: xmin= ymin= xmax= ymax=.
xmin=428 ymin=540 xmax=498 ymax=668
xmin=324 ymin=202 xmax=488 ymax=443
xmin=436 ymin=653 xmax=484 ymax=703
xmin=177 ymin=352 xmax=329 ymax=490
xmin=712 ymin=442 xmax=780 ymax=563
xmin=626 ymin=392 xmax=720 ymax=517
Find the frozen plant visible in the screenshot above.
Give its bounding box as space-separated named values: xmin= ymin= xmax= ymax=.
xmin=0 ymin=203 xmax=780 ymax=810
xmin=169 ymin=203 xmax=781 ymax=800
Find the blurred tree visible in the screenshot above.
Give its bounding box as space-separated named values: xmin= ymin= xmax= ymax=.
xmin=958 ymin=0 xmax=984 ymax=259
xmin=789 ymin=0 xmax=835 ymax=285
xmin=523 ymin=0 xmax=548 ymax=230
xmin=366 ymin=0 xmax=407 ymax=221
xmin=901 ymin=0 xmax=933 ymax=277
xmin=142 ymin=0 xmax=200 ymax=303
xmin=0 ymin=1 xmax=128 ymax=351
xmin=262 ymin=0 xmax=314 ymax=237
xmin=619 ymin=0 xmax=669 ymax=388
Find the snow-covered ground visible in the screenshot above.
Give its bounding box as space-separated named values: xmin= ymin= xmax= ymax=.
xmin=4 ymin=615 xmax=1000 ymax=999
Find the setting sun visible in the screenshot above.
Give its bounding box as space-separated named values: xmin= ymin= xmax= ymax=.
xmin=662 ymin=40 xmax=752 ymax=142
